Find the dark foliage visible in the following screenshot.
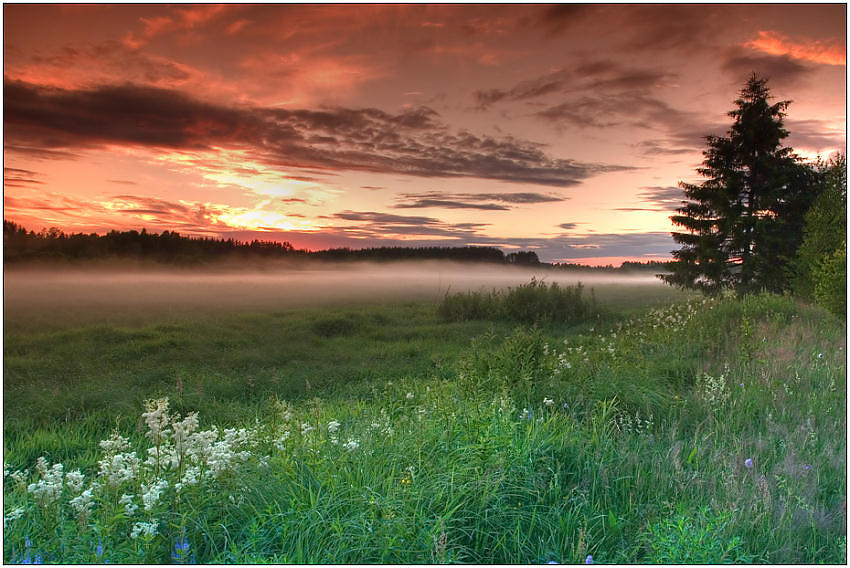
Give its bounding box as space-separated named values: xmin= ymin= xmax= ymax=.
xmin=663 ymin=74 xmax=823 ymax=295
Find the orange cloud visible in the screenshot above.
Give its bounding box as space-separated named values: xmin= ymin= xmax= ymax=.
xmin=746 ymin=30 xmax=846 ymax=66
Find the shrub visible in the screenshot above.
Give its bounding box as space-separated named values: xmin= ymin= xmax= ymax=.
xmin=641 ymin=508 xmax=756 ymax=563
xmin=813 ymin=245 xmax=846 ymax=318
xmin=439 ymin=279 xmax=598 ymax=324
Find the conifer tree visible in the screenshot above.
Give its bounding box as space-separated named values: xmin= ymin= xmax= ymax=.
xmin=663 ymin=74 xmax=819 ymax=295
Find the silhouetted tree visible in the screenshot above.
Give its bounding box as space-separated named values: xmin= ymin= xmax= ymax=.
xmin=506 ymin=251 xmax=540 ymax=265
xmin=663 ymin=74 xmax=821 ymax=295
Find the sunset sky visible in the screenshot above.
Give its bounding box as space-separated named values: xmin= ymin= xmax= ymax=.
xmin=3 ymin=4 xmax=846 ymax=265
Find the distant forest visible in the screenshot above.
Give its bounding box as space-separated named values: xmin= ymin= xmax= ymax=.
xmin=3 ymin=220 xmax=670 ymax=271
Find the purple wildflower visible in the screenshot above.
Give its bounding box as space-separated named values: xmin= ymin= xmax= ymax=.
xmin=744 ymin=458 xmax=753 ymax=469
xmin=585 ymin=554 xmax=593 ymax=564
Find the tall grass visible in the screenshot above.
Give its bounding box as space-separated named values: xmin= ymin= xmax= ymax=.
xmin=438 ymin=278 xmax=598 ymax=324
xmin=3 ymin=294 xmax=845 ymax=563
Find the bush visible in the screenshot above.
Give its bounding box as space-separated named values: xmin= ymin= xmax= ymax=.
xmin=641 ymin=508 xmax=756 ymax=563
xmin=814 ymin=245 xmax=846 ymax=318
xmin=438 ymin=279 xmax=598 ymax=324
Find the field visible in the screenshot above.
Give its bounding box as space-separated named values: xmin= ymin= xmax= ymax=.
xmin=3 ymin=265 xmax=846 ymax=564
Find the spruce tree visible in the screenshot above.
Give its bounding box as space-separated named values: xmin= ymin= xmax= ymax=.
xmin=663 ymin=74 xmax=818 ymax=295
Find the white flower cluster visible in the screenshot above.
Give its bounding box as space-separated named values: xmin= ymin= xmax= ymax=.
xmin=130 ymin=520 xmax=159 ymax=539
xmin=4 ymin=506 xmax=25 ymax=529
xmin=27 ymin=457 xmax=64 ymax=505
xmin=614 ymin=409 xmax=654 ymax=435
xmin=120 ymin=493 xmax=139 ymax=516
xmin=98 ymin=433 xmax=140 ymax=488
xmin=142 ymin=479 xmax=168 ymax=511
xmin=7 ymin=397 xmax=260 ymax=540
xmin=699 ymin=370 xmax=730 ymax=411
xmin=328 ymin=420 xmax=341 ymax=444
xmin=69 ymin=486 xmax=96 ymax=518
xmin=369 ymin=408 xmax=394 ymax=436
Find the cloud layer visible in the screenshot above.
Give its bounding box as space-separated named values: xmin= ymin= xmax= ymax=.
xmin=5 ymin=79 xmax=630 ymax=188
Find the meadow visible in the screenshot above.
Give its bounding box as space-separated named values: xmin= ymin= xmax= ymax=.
xmin=3 ymin=265 xmax=846 ymax=564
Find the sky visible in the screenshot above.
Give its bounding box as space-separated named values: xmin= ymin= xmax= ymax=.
xmin=3 ymin=3 xmax=846 ymax=265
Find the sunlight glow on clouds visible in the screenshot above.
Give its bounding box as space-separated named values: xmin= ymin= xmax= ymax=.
xmin=746 ymin=30 xmax=846 ymax=66
xmin=3 ymin=4 xmax=845 ymax=265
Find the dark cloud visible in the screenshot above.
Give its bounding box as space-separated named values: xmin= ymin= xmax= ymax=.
xmin=616 ymin=5 xmax=728 ymax=53
xmin=111 ymin=195 xmax=192 ymax=216
xmin=107 ymin=179 xmax=138 ymax=185
xmin=329 ymin=210 xmax=488 ymax=239
xmin=396 ymin=199 xmax=510 ymax=211
xmin=633 ymin=140 xmax=698 ymax=156
xmin=532 ymin=4 xmax=593 ymax=37
xmin=558 ymin=222 xmax=579 ymax=231
xmin=720 ymin=48 xmax=812 ymax=86
xmin=474 ymin=62 xmax=671 ymax=110
xmin=5 ymin=79 xmax=631 ymax=188
xmin=3 ymin=167 xmax=44 ymax=187
xmin=394 ymin=190 xmax=565 ymax=210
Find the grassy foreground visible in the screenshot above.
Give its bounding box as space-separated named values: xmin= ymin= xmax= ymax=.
xmin=3 ymin=292 xmax=846 ymax=564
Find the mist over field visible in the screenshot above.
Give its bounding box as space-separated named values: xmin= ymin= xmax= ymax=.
xmin=4 ymin=261 xmax=666 ymax=326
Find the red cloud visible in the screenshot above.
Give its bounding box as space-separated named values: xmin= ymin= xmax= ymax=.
xmin=746 ymin=30 xmax=846 ymax=66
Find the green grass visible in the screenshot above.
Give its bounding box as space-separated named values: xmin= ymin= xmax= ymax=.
xmin=3 ymin=287 xmax=845 ymax=564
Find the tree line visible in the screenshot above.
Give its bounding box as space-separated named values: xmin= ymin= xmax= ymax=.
xmin=3 ymin=220 xmax=672 ymax=272
xmin=2 ymin=222 xmax=519 ymax=265
xmin=663 ymin=74 xmax=846 ymax=316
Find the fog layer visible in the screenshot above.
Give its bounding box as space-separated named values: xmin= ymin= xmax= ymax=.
xmin=5 ymin=261 xmax=666 ymax=326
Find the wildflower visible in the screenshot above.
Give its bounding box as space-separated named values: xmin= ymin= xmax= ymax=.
xmin=119 ymin=493 xmax=138 ymax=516
xmin=585 ymin=554 xmax=593 ymax=564
xmin=142 ymin=398 xmax=172 ymax=444
xmin=4 ymin=507 xmax=25 ymax=529
xmin=563 ymin=403 xmax=569 ymax=409
xmin=406 ymin=392 xmax=414 ymax=400
xmin=805 ymin=464 xmax=811 ymax=470
xmin=274 ymin=429 xmax=291 ymax=450
xmin=343 ymin=439 xmax=360 ymax=451
xmin=27 ymin=459 xmax=64 ymax=505
xmin=171 ymin=534 xmax=191 ymax=563
xmin=141 ymin=479 xmax=168 ymax=511
xmin=65 ymin=470 xmax=85 ymax=493
xmin=744 ymin=458 xmax=753 ymax=469
xmin=9 ymin=469 xmax=28 ymax=489
xmin=69 ymin=487 xmax=96 ymax=518
xmin=96 ymin=541 xmax=103 ymax=560
xmin=327 ymin=420 xmax=341 ymax=434
xmin=98 ymin=447 xmax=140 ymax=488
xmin=171 ymin=411 xmax=200 ymax=461
xmin=300 ymin=422 xmax=314 ymax=436
xmin=817 ymin=353 xmax=824 ymax=359
xmin=543 ymin=397 xmax=555 ymax=407
xmin=130 ymin=521 xmax=159 ymax=539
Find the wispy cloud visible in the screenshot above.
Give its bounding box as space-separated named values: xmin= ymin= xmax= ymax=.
xmin=394 ymin=191 xmax=565 ymax=210
xmin=3 ymin=167 xmax=44 ymax=187
xmin=615 ymin=186 xmax=685 ymax=212
xmin=5 ymin=80 xmax=632 ymax=188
